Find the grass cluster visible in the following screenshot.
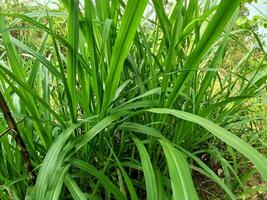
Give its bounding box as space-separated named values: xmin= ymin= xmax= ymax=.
xmin=0 ymin=0 xmax=266 ymax=199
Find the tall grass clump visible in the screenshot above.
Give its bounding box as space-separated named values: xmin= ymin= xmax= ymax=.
xmin=0 ymin=0 xmax=266 ymax=199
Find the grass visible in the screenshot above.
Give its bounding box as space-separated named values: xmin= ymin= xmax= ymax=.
xmin=0 ymin=0 xmax=266 ymax=199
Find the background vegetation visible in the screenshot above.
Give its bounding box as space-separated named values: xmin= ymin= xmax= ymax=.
xmin=0 ymin=0 xmax=266 ymax=199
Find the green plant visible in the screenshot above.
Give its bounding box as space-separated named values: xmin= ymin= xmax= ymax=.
xmin=0 ymin=0 xmax=266 ymax=199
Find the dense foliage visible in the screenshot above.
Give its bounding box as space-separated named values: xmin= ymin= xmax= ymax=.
xmin=0 ymin=0 xmax=266 ymax=199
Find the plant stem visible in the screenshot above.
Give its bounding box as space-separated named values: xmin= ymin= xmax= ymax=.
xmin=0 ymin=91 xmax=36 ymax=184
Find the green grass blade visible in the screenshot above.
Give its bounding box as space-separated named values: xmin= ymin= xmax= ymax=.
xmin=160 ymin=140 xmax=199 ymax=200
xmin=70 ymin=159 xmax=126 ymax=200
xmin=148 ymin=108 xmax=267 ymax=181
xmin=0 ymin=64 xmax=65 ymax=125
xmin=160 ymin=0 xmax=183 ymax=105
xmin=45 ymin=165 xmax=70 ymax=200
xmin=46 ymin=12 xmax=75 ymax=124
xmin=119 ymin=122 xmax=164 ymax=139
xmin=178 ymin=147 xmax=235 ymax=199
xmin=64 ymin=174 xmax=86 ymax=200
xmin=166 ymin=0 xmax=240 ymax=107
xmin=152 ymin=0 xmax=171 ymax=42
xmin=34 ymin=123 xmax=81 ymax=199
xmin=10 ymin=37 xmax=61 ymax=79
xmin=74 ymin=111 xmax=129 ymax=150
xmin=133 ymin=137 xmax=158 ymax=200
xmin=105 ymin=139 xmax=138 ymax=200
xmin=102 ymin=0 xmax=149 ymax=109
xmin=66 ymin=0 xmax=79 ymax=122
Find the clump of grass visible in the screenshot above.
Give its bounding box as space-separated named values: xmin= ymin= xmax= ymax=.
xmin=0 ymin=0 xmax=266 ymax=199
